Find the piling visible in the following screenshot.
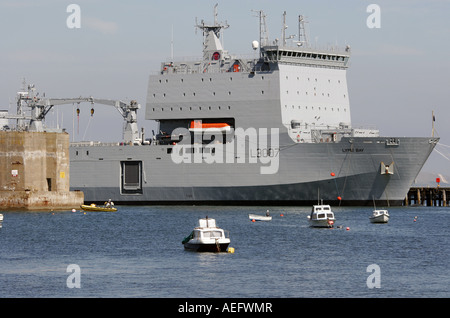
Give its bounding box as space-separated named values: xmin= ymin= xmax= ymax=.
xmin=405 ymin=187 xmax=449 ymax=207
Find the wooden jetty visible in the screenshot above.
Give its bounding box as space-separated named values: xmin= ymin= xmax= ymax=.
xmin=405 ymin=187 xmax=449 ymax=207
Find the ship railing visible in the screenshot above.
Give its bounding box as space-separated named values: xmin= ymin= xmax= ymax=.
xmin=156 ymin=54 xmax=261 ymax=75
xmin=70 ymin=141 xmax=121 ymax=147
xmin=163 ymin=53 xmax=257 ymax=64
xmin=70 ymin=141 xmax=157 ymax=147
xmin=263 ymin=43 xmax=351 ymax=55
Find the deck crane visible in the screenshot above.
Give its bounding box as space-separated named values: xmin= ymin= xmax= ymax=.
xmin=7 ymin=83 xmax=141 ymax=144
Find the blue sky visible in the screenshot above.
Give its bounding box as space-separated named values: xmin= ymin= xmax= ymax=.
xmin=1 ymin=0 xmax=450 ymax=176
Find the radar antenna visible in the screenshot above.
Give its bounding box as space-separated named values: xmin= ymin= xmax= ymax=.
xmin=195 ymin=3 xmax=229 ymax=40
xmin=195 ymin=3 xmax=229 ymax=64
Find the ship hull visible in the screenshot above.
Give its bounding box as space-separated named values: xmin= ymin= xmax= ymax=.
xmin=69 ymin=136 xmax=438 ymax=206
xmin=184 ymin=242 xmax=230 ymax=252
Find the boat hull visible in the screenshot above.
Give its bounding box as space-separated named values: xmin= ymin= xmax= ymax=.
xmin=370 ymin=215 xmax=389 ymax=223
xmin=309 ymin=219 xmax=335 ymax=228
xmin=249 ymin=214 xmax=272 ymax=221
xmin=184 ymin=242 xmax=230 ymax=252
xmin=80 ymin=205 xmax=117 ymax=212
xmin=70 ymin=134 xmax=438 ymax=207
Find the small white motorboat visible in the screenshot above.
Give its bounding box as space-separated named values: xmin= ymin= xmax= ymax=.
xmin=308 ymin=204 xmax=335 ymax=228
xmin=370 ymin=209 xmax=389 ymax=223
xmin=249 ymin=210 xmax=272 ymax=221
xmin=182 ymin=217 xmax=230 ymax=252
xmin=370 ymin=197 xmax=389 ymax=223
xmin=0 ymin=214 xmax=3 ymax=222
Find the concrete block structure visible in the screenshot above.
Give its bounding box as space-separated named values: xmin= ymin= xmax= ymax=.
xmin=0 ymin=131 xmax=84 ymax=210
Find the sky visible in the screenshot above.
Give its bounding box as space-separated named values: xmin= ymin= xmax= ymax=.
xmin=1 ymin=0 xmax=450 ymax=178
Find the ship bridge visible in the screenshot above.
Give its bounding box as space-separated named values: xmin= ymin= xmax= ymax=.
xmin=146 ymin=7 xmax=378 ymax=145
xmin=261 ymin=45 xmax=350 ymax=70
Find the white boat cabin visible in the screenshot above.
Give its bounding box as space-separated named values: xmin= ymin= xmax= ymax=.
xmin=311 ymin=205 xmax=334 ymax=220
xmin=193 ymin=218 xmax=229 ymax=240
xmin=372 ymin=209 xmax=389 ymax=217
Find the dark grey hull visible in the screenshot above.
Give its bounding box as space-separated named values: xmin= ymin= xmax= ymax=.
xmin=184 ymin=242 xmax=230 ymax=252
xmin=74 ymin=178 xmax=402 ymax=206
xmin=70 ymin=136 xmax=438 ymax=206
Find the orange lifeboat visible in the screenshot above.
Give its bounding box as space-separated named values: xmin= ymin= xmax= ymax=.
xmin=189 ymin=121 xmax=231 ymax=132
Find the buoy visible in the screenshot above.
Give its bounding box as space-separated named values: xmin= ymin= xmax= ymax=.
xmin=330 ymin=172 xmax=335 ymax=177
xmin=414 ymin=219 xmax=417 ymax=222
xmin=72 ymin=209 xmax=76 ymax=213
xmin=346 ymin=227 xmax=350 ymax=231
xmin=252 ymin=219 xmax=256 ymax=222
xmin=280 ymin=213 xmax=284 ymax=217
xmin=227 ymin=247 xmax=235 ymax=254
xmin=337 ymin=196 xmax=342 ymax=201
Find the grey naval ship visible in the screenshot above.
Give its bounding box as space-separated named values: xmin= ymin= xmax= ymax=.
xmin=17 ymin=8 xmax=441 ymax=206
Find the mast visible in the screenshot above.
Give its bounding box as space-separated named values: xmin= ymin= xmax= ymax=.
xmin=298 ymin=15 xmax=309 ymax=47
xmin=195 ymin=3 xmax=229 ymax=65
xmin=281 ymin=11 xmax=287 ymax=46
xmin=252 ymin=9 xmax=269 ymax=58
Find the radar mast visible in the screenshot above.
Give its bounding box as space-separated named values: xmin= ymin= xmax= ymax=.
xmin=195 ymin=3 xmax=229 ymax=63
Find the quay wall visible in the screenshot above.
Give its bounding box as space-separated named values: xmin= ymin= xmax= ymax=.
xmin=0 ymin=131 xmax=84 ymax=210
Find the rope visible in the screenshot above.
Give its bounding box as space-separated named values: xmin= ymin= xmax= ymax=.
xmin=437 ymin=142 xmax=450 ymax=149
xmin=434 ymin=148 xmax=450 ymax=162
xmin=215 ymin=238 xmax=220 ymax=252
xmin=82 ymin=116 xmax=93 ymax=141
xmin=434 ymin=142 xmax=450 ymax=162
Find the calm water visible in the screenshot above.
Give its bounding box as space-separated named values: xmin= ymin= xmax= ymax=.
xmin=0 ymin=205 xmax=448 ymax=298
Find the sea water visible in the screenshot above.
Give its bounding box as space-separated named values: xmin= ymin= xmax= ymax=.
xmin=0 ymin=205 xmax=448 ymax=298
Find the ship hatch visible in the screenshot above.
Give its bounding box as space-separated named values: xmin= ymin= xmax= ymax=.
xmin=121 ymin=161 xmax=143 ymax=194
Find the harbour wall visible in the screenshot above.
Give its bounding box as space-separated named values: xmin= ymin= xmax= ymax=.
xmin=0 ymin=131 xmax=84 ymax=210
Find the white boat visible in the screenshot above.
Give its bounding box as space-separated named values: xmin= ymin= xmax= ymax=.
xmin=308 ymin=204 xmax=335 ymax=228
xmin=370 ymin=197 xmax=389 ymax=223
xmin=370 ymin=209 xmax=389 ymax=223
xmin=0 ymin=214 xmax=3 ymax=221
xmin=182 ymin=217 xmax=230 ymax=252
xmin=249 ymin=214 xmax=272 ymax=221
xmin=249 ymin=210 xmax=272 ymax=221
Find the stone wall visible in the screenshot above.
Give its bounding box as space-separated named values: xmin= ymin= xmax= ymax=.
xmin=0 ymin=131 xmax=84 ymax=210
